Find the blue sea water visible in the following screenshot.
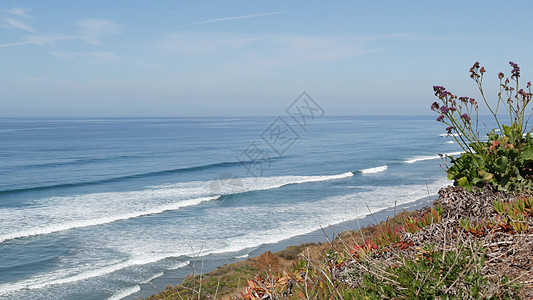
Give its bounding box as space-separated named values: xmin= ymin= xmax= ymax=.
xmin=0 ymin=116 xmax=462 ymax=299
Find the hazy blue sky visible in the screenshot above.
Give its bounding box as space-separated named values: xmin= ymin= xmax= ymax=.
xmin=1 ymin=1 xmax=532 ymax=117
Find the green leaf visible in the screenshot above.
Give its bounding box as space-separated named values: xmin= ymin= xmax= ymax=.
xmin=471 ymin=155 xmax=484 ymax=168
xmin=478 ymin=170 xmax=494 ymax=181
xmin=447 ymin=173 xmax=454 ymax=181
xmin=503 ymin=124 xmax=513 ymax=137
xmin=520 ymin=148 xmax=533 ymax=162
xmin=457 ymin=176 xmax=469 ymax=187
xmin=498 ymin=174 xmax=511 ymax=189
xmin=494 ymin=156 xmax=509 ymax=173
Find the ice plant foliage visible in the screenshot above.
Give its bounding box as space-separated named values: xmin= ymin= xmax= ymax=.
xmin=493 ymin=196 xmax=533 ymax=233
xmin=432 ymin=62 xmax=533 ymax=192
xmin=404 ymin=205 xmax=442 ymax=233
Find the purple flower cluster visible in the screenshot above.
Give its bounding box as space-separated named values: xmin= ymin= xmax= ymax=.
xmin=431 ymin=61 xmax=532 ymax=143
xmin=458 ymin=97 xmax=477 ymax=106
xmin=460 ymin=113 xmax=471 ymax=122
xmin=517 ymin=88 xmax=532 ymax=103
xmin=510 ymin=61 xmax=520 ymax=78
xmin=470 ymin=62 xmax=481 ymax=80
xmin=435 ymin=105 xmax=457 ymax=120
xmin=433 ymin=85 xmax=446 ymax=96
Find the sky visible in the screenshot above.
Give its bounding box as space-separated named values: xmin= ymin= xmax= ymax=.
xmin=1 ymin=1 xmax=533 ymax=117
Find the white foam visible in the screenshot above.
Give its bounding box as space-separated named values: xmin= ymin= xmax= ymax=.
xmin=209 ymin=179 xmax=448 ymax=259
xmin=360 ymin=165 xmax=388 ymax=174
xmin=183 ymin=178 xmax=449 ymax=262
xmin=446 ymin=141 xmax=454 ymax=144
xmin=0 ymin=197 xmax=218 ymax=243
xmin=107 ymin=285 xmax=140 ymax=300
xmin=405 ymin=151 xmax=463 ymax=164
xmin=140 ymin=271 xmax=165 ymax=284
xmin=0 ymin=257 xmax=189 ymax=297
xmin=0 ymin=175 xmax=448 ymax=298
xmin=0 ymin=127 xmax=55 ymax=133
xmin=238 ymin=172 xmax=354 ymax=193
xmin=203 ymin=177 xmax=451 ymax=259
xmin=439 ymin=133 xmax=462 ymax=137
xmin=0 ymin=172 xmax=354 ymax=243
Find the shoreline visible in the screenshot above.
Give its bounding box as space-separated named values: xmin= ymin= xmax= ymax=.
xmin=130 ymin=192 xmax=438 ymax=299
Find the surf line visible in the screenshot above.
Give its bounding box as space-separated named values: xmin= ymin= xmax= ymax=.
xmin=214 ymin=92 xmax=326 ymax=204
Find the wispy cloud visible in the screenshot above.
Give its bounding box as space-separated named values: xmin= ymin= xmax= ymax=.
xmin=155 ymin=32 xmax=257 ymax=54
xmin=2 ymin=6 xmax=36 ymax=33
xmin=50 ymin=51 xmax=118 ymax=63
xmin=1 ymin=7 xmax=32 ymax=18
xmin=0 ymin=34 xmax=84 ymax=48
xmin=77 ymin=18 xmax=122 ymax=45
xmin=0 ymin=18 xmax=122 ymax=48
xmin=153 ymin=32 xmax=384 ymax=62
xmin=137 ymin=61 xmax=164 ymax=69
xmin=193 ymin=12 xmax=286 ymax=25
xmin=148 ymin=31 xmax=397 ymax=81
xmin=4 ymin=18 xmax=36 ymax=33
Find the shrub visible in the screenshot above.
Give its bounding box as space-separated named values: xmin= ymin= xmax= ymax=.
xmin=432 ymin=62 xmax=533 ymax=192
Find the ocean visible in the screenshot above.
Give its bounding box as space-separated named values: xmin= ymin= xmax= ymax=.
xmin=0 ymin=116 xmax=461 ymax=299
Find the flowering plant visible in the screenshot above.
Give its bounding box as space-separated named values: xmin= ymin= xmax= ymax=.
xmin=432 ymin=62 xmax=533 ymax=192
